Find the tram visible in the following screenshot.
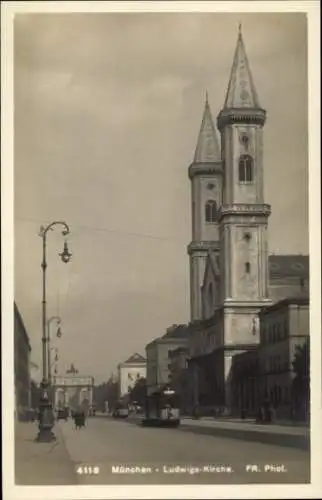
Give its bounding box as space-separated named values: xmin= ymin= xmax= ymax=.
xmin=141 ymin=386 xmax=180 ymax=427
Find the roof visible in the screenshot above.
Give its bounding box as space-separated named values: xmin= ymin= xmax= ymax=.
xmin=223 ymin=26 xmax=261 ymax=109
xmin=193 ymin=93 xmax=220 ymax=163
xmin=162 ymin=324 xmax=190 ymax=339
xmin=259 ymin=296 xmax=309 ymax=316
xmin=124 ymin=353 xmax=146 ymax=364
xmin=268 ymin=255 xmax=309 ymax=279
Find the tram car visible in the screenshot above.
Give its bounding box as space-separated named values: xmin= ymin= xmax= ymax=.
xmin=141 ymin=386 xmax=180 ymax=427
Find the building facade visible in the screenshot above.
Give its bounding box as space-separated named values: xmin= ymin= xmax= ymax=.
xmin=168 ymin=346 xmax=190 ymax=413
xmin=258 ymin=297 xmax=309 ymax=420
xmin=186 ymin=27 xmax=309 ymax=415
xmin=117 ymin=353 xmax=146 ymax=398
xmin=146 ymin=325 xmax=189 ymax=396
xmin=231 ymin=347 xmax=259 ymax=417
xmin=14 ymin=303 xmax=31 ymax=417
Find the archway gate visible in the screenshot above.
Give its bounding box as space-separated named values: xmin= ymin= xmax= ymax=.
xmin=53 ymin=375 xmax=94 ymax=410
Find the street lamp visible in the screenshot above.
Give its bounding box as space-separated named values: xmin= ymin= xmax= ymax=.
xmin=36 ymin=221 xmax=72 ymax=443
xmin=47 ymin=316 xmax=62 ymax=386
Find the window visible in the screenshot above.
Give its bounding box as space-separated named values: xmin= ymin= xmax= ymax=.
xmin=245 ymin=262 xmax=251 ymax=273
xmin=239 ymin=155 xmax=254 ymax=183
xmin=205 ymin=200 xmax=217 ymax=222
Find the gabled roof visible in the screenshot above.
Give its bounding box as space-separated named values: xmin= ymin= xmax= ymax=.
xmin=193 ymin=93 xmax=220 ymax=163
xmin=223 ymin=25 xmax=261 ymax=110
xmin=268 ymin=255 xmax=309 ymax=279
xmin=124 ymin=353 xmax=146 ymax=364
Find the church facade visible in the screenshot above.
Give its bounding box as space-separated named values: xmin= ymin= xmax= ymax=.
xmin=187 ymin=28 xmax=309 ymax=414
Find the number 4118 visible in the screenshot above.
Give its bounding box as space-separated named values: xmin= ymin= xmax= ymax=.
xmin=76 ymin=465 xmax=100 ymax=475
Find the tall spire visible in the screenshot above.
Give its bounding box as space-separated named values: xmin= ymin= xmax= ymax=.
xmin=194 ymin=93 xmax=220 ymax=163
xmin=223 ymin=26 xmax=261 ymax=109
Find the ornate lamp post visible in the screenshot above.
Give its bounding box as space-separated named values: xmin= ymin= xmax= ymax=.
xmin=36 ymin=221 xmax=72 ymax=443
xmin=47 ymin=316 xmax=62 ymax=386
xmin=50 ymin=347 xmax=59 ymax=407
xmin=49 ymin=347 xmax=59 ymax=374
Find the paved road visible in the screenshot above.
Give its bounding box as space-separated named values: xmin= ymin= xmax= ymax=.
xmin=58 ymin=416 xmax=310 ymax=485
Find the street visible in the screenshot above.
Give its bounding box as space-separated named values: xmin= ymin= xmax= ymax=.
xmin=54 ymin=415 xmax=310 ymax=485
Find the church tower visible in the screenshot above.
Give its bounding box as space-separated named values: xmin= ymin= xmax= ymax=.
xmin=217 ymin=26 xmax=272 ymax=347
xmin=188 ymin=94 xmax=223 ymax=321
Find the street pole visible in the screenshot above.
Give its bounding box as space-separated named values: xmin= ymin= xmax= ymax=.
xmin=47 ymin=316 xmax=61 ymax=386
xmin=36 ymin=221 xmax=72 ymax=443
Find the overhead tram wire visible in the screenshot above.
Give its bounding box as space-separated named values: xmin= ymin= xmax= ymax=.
xmin=15 ymin=216 xmax=187 ymax=245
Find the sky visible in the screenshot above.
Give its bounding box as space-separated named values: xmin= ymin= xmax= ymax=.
xmin=14 ymin=12 xmax=308 ymax=384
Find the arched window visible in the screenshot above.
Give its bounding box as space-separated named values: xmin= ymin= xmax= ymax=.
xmin=205 ymin=200 xmax=217 ymax=222
xmin=245 ymin=262 xmax=251 ymax=274
xmin=238 ymin=155 xmax=254 ymax=183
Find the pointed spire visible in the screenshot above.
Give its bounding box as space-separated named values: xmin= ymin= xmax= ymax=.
xmin=223 ymin=26 xmax=261 ymax=109
xmin=194 ymin=93 xmax=220 ymax=163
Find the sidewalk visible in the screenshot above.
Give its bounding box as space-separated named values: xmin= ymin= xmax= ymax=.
xmin=182 ymin=416 xmax=309 ymax=434
xmin=184 ymin=415 xmax=308 ymax=427
xmin=120 ymin=413 xmax=309 ymax=450
xmin=15 ymin=421 xmax=77 ymax=485
xmin=180 ymin=417 xmax=309 ymax=450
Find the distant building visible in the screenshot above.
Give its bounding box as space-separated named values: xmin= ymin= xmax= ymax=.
xmin=52 ymin=374 xmax=94 ymax=409
xmin=14 ymin=303 xmax=31 ymax=417
xmin=258 ymin=296 xmax=309 ymax=420
xmin=117 ymin=353 xmax=146 ymax=398
xmin=145 ymin=325 xmax=189 ymax=396
xmin=168 ymin=346 xmax=190 ymax=412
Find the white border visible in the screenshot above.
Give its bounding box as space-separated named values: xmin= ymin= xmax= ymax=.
xmin=2 ymin=2 xmax=321 ymax=499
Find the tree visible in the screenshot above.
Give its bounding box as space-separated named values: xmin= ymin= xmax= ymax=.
xmin=128 ymin=377 xmax=147 ymax=406
xmin=292 ymin=338 xmax=310 ymax=386
xmin=292 ymin=338 xmax=310 ymax=419
xmin=93 ymin=378 xmax=119 ymax=410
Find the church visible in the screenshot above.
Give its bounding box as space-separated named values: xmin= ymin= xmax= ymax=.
xmin=186 ymin=27 xmax=309 ymax=414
